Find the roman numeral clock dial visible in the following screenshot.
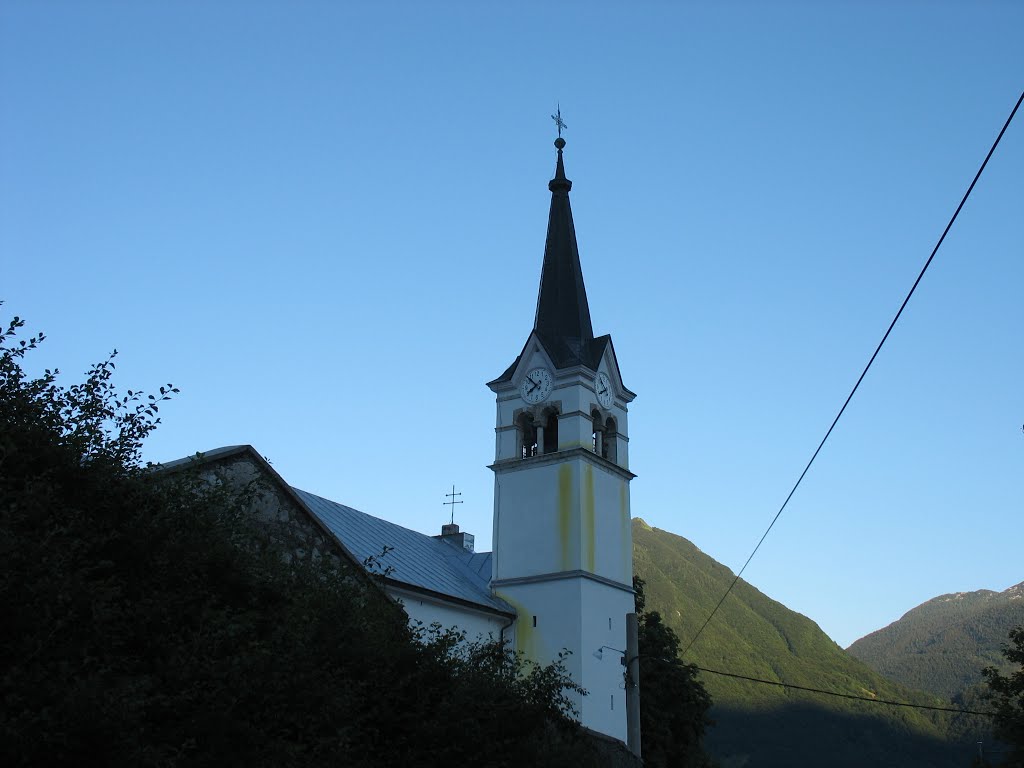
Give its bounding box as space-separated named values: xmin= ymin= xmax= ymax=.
xmin=520 ymin=368 xmax=553 ymax=404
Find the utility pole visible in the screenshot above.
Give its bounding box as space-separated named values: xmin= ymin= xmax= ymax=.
xmin=625 ymin=612 xmax=642 ymax=757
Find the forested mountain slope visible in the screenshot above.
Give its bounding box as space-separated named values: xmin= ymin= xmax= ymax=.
xmin=847 ymin=582 xmax=1024 ymax=699
xmin=632 ymin=519 xmax=990 ymax=768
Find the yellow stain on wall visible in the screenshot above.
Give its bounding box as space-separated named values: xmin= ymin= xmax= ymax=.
xmin=496 ymin=592 xmax=539 ymax=662
xmin=558 ymin=464 xmax=573 ymax=570
xmin=583 ymin=463 xmax=595 ymax=572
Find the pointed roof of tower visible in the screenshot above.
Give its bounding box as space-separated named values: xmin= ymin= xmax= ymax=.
xmin=533 ymin=137 xmax=599 ymax=369
xmin=489 ymin=135 xmax=623 ymax=387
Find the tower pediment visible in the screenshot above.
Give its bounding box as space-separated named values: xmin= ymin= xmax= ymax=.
xmin=592 ymin=335 xmax=636 ymax=404
xmin=488 ymin=331 xmax=632 ymax=396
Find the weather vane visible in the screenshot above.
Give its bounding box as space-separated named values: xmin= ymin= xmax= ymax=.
xmin=551 ymin=104 xmax=567 ymax=138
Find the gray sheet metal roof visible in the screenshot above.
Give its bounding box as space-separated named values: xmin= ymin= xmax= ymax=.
xmin=294 ymin=488 xmax=513 ymax=616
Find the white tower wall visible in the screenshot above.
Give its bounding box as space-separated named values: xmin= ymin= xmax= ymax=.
xmin=489 ymin=344 xmax=635 ymax=741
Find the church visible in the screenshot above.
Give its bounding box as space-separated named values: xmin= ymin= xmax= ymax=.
xmin=167 ymin=133 xmax=638 ymax=746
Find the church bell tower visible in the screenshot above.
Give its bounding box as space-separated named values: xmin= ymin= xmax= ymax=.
xmin=487 ymin=135 xmax=636 ymax=741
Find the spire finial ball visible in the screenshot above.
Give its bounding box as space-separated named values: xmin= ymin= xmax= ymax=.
xmin=554 ymin=137 xmax=566 ymax=150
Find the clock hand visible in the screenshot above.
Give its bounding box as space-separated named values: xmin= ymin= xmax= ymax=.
xmin=526 ymin=378 xmax=539 ymax=394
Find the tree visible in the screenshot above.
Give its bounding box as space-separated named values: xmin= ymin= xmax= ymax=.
xmin=983 ymin=626 xmax=1024 ymax=767
xmin=0 ymin=311 xmax=618 ymax=767
xmin=634 ymin=576 xmax=715 ymax=768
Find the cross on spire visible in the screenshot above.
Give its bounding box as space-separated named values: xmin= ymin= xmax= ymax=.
xmin=551 ymin=105 xmax=567 ymax=138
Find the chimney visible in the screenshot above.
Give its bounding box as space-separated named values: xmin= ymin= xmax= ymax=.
xmin=435 ymin=522 xmax=475 ymax=553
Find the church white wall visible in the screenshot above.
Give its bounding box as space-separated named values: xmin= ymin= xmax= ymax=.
xmin=387 ymin=585 xmax=510 ymax=644
xmin=579 ymin=577 xmax=635 ymax=741
xmin=494 ymin=576 xmax=633 ymax=742
xmin=493 ymin=455 xmax=633 ymax=585
xmin=494 ymin=579 xmax=584 ymax=724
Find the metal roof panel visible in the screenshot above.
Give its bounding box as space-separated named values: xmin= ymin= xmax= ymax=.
xmin=294 ymin=488 xmax=512 ymax=616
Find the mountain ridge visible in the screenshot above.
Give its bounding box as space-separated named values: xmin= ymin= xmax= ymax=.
xmin=632 ymin=518 xmax=990 ymax=768
xmin=846 ymin=580 xmax=1024 ymax=701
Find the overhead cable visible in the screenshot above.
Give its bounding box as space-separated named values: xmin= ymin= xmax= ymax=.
xmin=694 ymin=665 xmax=997 ymax=717
xmin=681 ymin=88 xmax=1024 ymax=657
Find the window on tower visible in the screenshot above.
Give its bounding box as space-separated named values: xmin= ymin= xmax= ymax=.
xmin=603 ymin=416 xmax=617 ymax=463
xmin=542 ymin=408 xmax=559 ymax=454
xmin=591 ymin=409 xmax=604 ymax=455
xmin=517 ymin=412 xmax=538 ymax=459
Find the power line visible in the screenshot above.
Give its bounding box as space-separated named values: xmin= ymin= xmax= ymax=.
xmin=694 ymin=666 xmax=997 ymax=717
xmin=681 ymin=88 xmax=1024 ymax=657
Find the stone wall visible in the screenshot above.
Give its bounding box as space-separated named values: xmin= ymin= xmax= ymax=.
xmin=164 ymin=447 xmax=379 ymax=594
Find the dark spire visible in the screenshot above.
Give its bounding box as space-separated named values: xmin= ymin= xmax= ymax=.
xmin=533 ymin=137 xmax=595 ymax=368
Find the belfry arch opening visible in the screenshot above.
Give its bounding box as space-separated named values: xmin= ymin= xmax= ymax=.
xmin=520 ymin=409 xmax=561 ymax=456
xmin=542 ymin=408 xmax=559 ymax=454
xmin=591 ymin=409 xmax=604 ymax=456
xmin=603 ymin=416 xmax=617 ymax=463
xmin=518 ymin=408 xmax=559 ymax=459
xmin=518 ymin=412 xmax=538 ymax=459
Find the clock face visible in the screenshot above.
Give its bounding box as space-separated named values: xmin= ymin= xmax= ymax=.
xmin=521 ymin=367 xmax=553 ymax=404
xmin=595 ymin=371 xmax=613 ymax=408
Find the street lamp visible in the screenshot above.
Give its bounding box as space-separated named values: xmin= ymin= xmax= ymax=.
xmin=593 ymin=645 xmax=627 ymax=662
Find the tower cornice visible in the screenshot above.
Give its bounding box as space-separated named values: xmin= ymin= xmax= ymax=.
xmin=489 ymin=446 xmax=637 ymax=481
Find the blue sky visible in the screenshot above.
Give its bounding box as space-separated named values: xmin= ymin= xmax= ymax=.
xmin=2 ymin=1 xmax=1021 ymax=649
